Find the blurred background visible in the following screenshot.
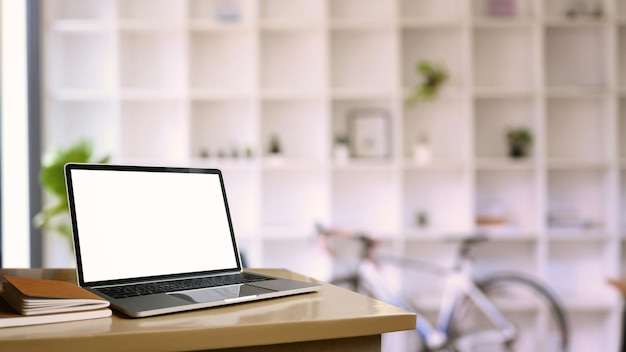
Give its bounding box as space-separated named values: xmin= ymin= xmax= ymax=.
xmin=2 ymin=0 xmax=626 ymax=350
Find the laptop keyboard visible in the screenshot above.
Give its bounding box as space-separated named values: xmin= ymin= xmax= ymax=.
xmin=97 ymin=272 xmax=273 ymax=299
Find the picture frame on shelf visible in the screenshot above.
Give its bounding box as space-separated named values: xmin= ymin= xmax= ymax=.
xmin=348 ymin=108 xmax=391 ymax=159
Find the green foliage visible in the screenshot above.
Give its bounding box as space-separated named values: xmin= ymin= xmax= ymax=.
xmin=34 ymin=140 xmax=110 ymax=243
xmin=506 ymin=127 xmax=533 ymax=158
xmin=506 ymin=127 xmax=533 ymax=147
xmin=334 ymin=133 xmax=349 ymax=146
xmin=406 ymin=60 xmax=449 ymax=108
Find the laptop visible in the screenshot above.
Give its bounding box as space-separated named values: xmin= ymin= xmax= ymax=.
xmin=64 ymin=163 xmax=322 ymax=318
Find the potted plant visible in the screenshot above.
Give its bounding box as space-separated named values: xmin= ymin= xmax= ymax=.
xmin=406 ymin=60 xmax=449 ymax=108
xmin=413 ymin=133 xmax=432 ymax=165
xmin=333 ymin=133 xmax=350 ymax=163
xmin=268 ymin=134 xmax=282 ymax=155
xmin=34 ymin=140 xmax=110 ymax=247
xmin=406 ymin=60 xmax=448 ymax=164
xmin=266 ymin=133 xmax=284 ymax=165
xmin=506 ymin=127 xmax=533 ymax=158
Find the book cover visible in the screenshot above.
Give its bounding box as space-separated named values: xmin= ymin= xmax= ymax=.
xmin=1 ymin=275 xmax=109 ymax=316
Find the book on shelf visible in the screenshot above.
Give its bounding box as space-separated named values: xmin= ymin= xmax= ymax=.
xmin=0 ymin=275 xmax=111 ymax=328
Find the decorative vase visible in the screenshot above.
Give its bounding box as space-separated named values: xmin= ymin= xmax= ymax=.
xmin=413 ymin=135 xmax=432 ymax=165
xmin=334 ymin=145 xmax=350 ymax=163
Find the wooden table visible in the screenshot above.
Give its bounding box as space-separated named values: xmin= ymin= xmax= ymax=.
xmin=0 ymin=268 xmax=416 ymax=352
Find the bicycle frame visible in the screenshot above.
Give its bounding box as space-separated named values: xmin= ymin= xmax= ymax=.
xmin=317 ymin=226 xmax=523 ymax=351
xmin=420 ymin=268 xmax=518 ymax=350
xmin=367 ymin=251 xmax=518 ymax=350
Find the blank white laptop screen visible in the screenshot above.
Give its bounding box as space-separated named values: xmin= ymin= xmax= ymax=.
xmin=69 ymin=168 xmax=239 ymax=283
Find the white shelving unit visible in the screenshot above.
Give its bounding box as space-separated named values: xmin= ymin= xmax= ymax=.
xmin=42 ymin=0 xmax=626 ymax=350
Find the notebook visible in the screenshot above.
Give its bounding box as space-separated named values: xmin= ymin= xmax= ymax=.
xmin=65 ymin=163 xmax=322 ymax=318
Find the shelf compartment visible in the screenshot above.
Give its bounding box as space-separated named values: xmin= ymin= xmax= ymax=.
xmin=547 ymin=170 xmax=609 ymax=232
xmin=189 ymin=31 xmax=254 ymax=93
xmin=548 ymin=241 xmax=613 ymax=302
xmin=476 ymin=170 xmax=538 ymax=234
xmin=221 ymin=168 xmax=260 ymax=235
xmin=259 ymin=0 xmax=323 ymax=24
xmin=403 ymin=97 xmax=469 ymax=162
xmin=188 ymin=0 xmax=253 ymax=24
xmin=119 ymin=31 xmax=185 ymax=91
xmin=545 ymin=96 xmax=610 ymax=162
xmin=328 ymin=0 xmax=394 ymax=23
xmin=331 ymin=98 xmax=396 ymax=158
xmin=402 ymin=169 xmax=471 ymax=233
xmin=261 ymin=170 xmax=328 ymax=231
xmin=473 ymin=26 xmax=535 ymax=90
xmin=261 ymin=99 xmax=327 ymax=160
xmin=120 ymin=100 xmax=188 ymax=162
xmin=190 ymin=100 xmax=256 ymax=159
xmin=262 ymin=239 xmax=329 ymax=280
xmin=330 ymin=29 xmax=395 ymax=91
xmin=46 ymin=31 xmax=115 ymax=92
xmin=544 ymin=26 xmax=609 ymax=88
xmin=401 ymin=27 xmax=465 ymax=90
xmin=544 ymin=0 xmax=605 ymax=21
xmin=331 ymin=169 xmax=398 ymax=234
xmin=45 ymin=100 xmax=118 ymax=156
xmin=117 ymin=0 xmax=184 ymax=22
xmin=45 ymin=0 xmax=115 ymax=20
xmin=474 ymin=97 xmax=537 ymax=159
xmin=260 ymin=30 xmax=325 ymax=92
xmin=474 ymin=240 xmax=538 ymax=277
xmin=565 ymin=311 xmax=614 ymax=352
xmin=471 ymin=0 xmax=535 ymax=20
xmin=398 ymin=0 xmax=463 ymax=22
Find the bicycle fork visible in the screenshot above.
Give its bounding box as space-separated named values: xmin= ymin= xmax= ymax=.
xmin=423 ymin=271 xmax=519 ymax=351
xmin=416 ymin=271 xmax=465 ymax=350
xmin=449 ymin=272 xmax=518 ymax=350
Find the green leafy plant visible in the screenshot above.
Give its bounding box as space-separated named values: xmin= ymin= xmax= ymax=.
xmin=406 ymin=60 xmax=449 ymax=108
xmin=506 ymin=127 xmax=533 ymax=158
xmin=334 ymin=133 xmax=349 ymax=146
xmin=34 ymin=140 xmax=110 ymax=244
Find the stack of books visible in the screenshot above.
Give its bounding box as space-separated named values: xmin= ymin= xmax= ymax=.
xmin=0 ymin=275 xmax=111 ymax=328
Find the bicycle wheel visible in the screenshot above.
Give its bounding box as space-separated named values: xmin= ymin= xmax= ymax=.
xmin=449 ymin=272 xmax=569 ymax=352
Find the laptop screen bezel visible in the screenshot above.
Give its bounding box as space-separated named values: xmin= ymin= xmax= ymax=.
xmin=64 ymin=163 xmax=244 ymax=288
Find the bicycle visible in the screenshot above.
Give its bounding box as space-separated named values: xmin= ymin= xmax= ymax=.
xmin=316 ymin=223 xmax=569 ymax=352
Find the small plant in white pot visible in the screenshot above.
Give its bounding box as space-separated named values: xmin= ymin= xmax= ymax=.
xmin=406 ymin=60 xmax=449 ymax=165
xmin=333 ymin=133 xmax=350 ymax=163
xmin=412 ymin=133 xmax=432 ymax=165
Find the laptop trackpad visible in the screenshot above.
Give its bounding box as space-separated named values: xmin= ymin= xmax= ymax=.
xmin=169 ymin=284 xmax=274 ymax=303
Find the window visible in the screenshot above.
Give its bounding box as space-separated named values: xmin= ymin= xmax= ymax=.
xmin=1 ymin=0 xmax=31 ymax=267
